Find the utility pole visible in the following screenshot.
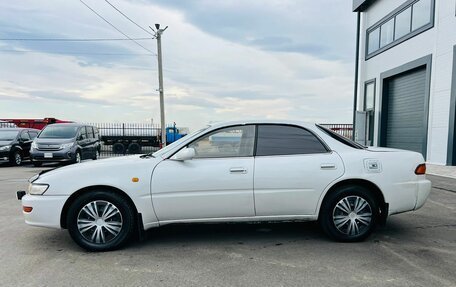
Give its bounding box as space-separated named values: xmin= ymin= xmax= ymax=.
xmin=152 ymin=23 xmax=168 ymax=147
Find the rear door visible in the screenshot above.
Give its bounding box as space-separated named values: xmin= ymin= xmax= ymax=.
xmin=253 ymin=125 xmax=344 ymax=216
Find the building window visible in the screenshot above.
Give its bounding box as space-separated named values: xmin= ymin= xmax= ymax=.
xmin=366 ymin=0 xmax=434 ymax=59
xmin=364 ymin=80 xmax=376 ymax=145
xmin=395 ymin=7 xmax=412 ymax=39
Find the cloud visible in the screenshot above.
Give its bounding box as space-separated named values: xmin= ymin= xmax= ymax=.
xmin=0 ymin=0 xmax=356 ymax=130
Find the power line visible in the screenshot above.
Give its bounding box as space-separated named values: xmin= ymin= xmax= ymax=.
xmin=79 ymin=0 xmax=154 ymax=54
xmin=0 ymin=37 xmax=153 ymax=42
xmin=0 ymin=49 xmax=154 ymax=56
xmin=104 ymin=0 xmax=155 ymax=37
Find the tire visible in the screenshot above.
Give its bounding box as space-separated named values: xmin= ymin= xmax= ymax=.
xmin=10 ymin=150 xmax=22 ymax=166
xmin=112 ymin=143 xmax=125 ymax=154
xmin=66 ymin=191 xmax=135 ymax=251
xmin=32 ymin=161 xmax=42 ymax=167
xmin=72 ymin=151 xmax=82 ymax=164
xmin=127 ymin=143 xmax=141 ymax=154
xmin=319 ymin=185 xmax=378 ymax=242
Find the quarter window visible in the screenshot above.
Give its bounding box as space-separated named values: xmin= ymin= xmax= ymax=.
xmin=188 ymin=125 xmax=255 ymax=158
xmin=256 ymin=125 xmax=327 ymax=156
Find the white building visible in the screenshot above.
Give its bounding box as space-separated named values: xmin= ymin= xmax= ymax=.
xmin=353 ymin=0 xmax=456 ymax=165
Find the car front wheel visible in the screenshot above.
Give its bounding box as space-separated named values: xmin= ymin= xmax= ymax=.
xmin=66 ymin=191 xmax=135 ymax=251
xmin=319 ymin=185 xmax=378 ymax=242
xmin=10 ymin=151 xmax=22 ymax=166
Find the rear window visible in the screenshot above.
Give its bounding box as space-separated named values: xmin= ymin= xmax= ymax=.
xmin=316 ymin=125 xmax=365 ymax=149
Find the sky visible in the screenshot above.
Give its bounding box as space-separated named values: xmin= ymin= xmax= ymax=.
xmin=0 ymin=0 xmax=356 ymax=130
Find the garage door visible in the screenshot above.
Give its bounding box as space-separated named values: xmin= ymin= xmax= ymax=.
xmin=384 ymin=67 xmax=427 ymax=155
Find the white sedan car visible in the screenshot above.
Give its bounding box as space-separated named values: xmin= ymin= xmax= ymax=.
xmin=18 ymin=121 xmax=431 ymax=251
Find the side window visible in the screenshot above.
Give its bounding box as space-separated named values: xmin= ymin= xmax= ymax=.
xmin=188 ymin=125 xmax=255 ymax=158
xmin=93 ymin=127 xmax=99 ymax=140
xmin=28 ymin=131 xmax=38 ymax=139
xmin=86 ymin=126 xmax=95 ymax=139
xmin=21 ymin=131 xmax=31 ymax=141
xmin=256 ymin=125 xmax=328 ymax=156
xmin=79 ymin=127 xmax=88 ymax=140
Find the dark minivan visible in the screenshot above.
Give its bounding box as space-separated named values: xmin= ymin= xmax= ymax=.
xmin=0 ymin=128 xmax=40 ymax=166
xmin=30 ymin=123 xmax=100 ymax=166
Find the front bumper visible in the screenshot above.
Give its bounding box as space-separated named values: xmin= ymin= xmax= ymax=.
xmin=30 ymin=148 xmax=75 ymax=163
xmin=0 ymin=151 xmax=10 ymax=162
xmin=19 ymin=194 xmax=68 ymax=229
xmin=414 ymin=179 xmax=432 ymax=210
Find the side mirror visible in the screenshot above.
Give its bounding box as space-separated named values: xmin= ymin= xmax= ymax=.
xmin=171 ymin=147 xmax=195 ymax=161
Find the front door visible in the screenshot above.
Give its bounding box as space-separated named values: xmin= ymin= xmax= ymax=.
xmin=151 ymin=125 xmax=256 ymax=221
xmin=253 ymin=125 xmax=344 ymax=216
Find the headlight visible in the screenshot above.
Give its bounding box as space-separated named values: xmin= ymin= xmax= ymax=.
xmin=31 ymin=142 xmax=37 ymax=149
xmin=0 ymin=145 xmax=11 ymax=151
xmin=28 ymin=183 xmax=49 ymax=195
xmin=60 ymin=143 xmax=74 ymax=149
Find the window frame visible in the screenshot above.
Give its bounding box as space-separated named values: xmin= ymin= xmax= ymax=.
xmin=365 ymin=0 xmax=435 ymax=60
xmin=254 ymin=124 xmax=331 ymax=157
xmin=181 ymin=124 xmax=257 ymax=159
xmin=168 ymin=124 xmax=331 ymax=159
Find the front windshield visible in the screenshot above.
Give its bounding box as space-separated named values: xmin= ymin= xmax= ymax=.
xmin=38 ymin=125 xmax=79 ymax=139
xmin=152 ymin=127 xmax=209 ymax=157
xmin=0 ymin=130 xmax=18 ymax=141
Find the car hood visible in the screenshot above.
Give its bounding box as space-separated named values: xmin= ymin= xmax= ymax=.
xmin=34 ymin=138 xmax=75 ymax=145
xmin=34 ymin=155 xmax=162 ymax=182
xmin=0 ymin=140 xmax=12 ymax=146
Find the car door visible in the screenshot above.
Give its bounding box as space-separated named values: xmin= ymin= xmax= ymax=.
xmin=151 ymin=125 xmax=256 ymax=222
xmin=253 ymin=125 xmax=344 ymax=216
xmin=19 ymin=131 xmax=32 ymax=158
xmin=86 ymin=126 xmax=95 ymax=157
xmin=77 ymin=127 xmax=90 ymax=159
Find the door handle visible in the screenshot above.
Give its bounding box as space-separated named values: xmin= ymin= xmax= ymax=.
xmin=230 ymin=167 xmax=247 ymax=174
xmin=320 ymin=163 xmax=336 ymax=170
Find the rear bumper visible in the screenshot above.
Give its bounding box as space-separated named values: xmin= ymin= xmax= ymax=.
xmin=414 ymin=179 xmax=432 ymax=210
xmin=20 ymin=194 xmax=68 ymax=229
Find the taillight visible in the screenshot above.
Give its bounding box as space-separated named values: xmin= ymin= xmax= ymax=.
xmin=415 ymin=164 xmax=426 ymax=175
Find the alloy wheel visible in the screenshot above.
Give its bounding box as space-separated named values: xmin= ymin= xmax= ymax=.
xmin=77 ymin=200 xmax=123 ymax=244
xmin=332 ymin=196 xmax=372 ymax=236
xmin=14 ymin=153 xmax=22 ymax=165
xmin=76 ymin=153 xmax=81 ymax=163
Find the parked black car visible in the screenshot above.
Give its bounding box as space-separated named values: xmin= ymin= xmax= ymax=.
xmin=0 ymin=128 xmax=40 ymax=166
xmin=30 ymin=123 xmax=100 ymax=166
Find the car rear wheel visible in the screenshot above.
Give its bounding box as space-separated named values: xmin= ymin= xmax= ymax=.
xmin=319 ymin=185 xmax=378 ymax=242
xmin=92 ymin=149 xmax=100 ymax=160
xmin=66 ymin=191 xmax=135 ymax=251
xmin=10 ymin=151 xmax=22 ymax=166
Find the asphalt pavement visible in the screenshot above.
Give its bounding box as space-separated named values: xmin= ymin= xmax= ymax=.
xmin=0 ymin=162 xmax=455 ymax=287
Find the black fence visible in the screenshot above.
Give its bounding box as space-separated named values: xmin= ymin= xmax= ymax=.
xmin=84 ymin=122 xmax=163 ymax=158
xmin=319 ymin=124 xmax=353 ymax=139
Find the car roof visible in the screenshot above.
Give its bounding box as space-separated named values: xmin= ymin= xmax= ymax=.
xmin=43 ymin=123 xmax=86 ymax=128
xmin=207 ymin=120 xmax=316 ymax=129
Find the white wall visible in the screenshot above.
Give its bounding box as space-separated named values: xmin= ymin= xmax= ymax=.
xmin=357 ymin=0 xmax=456 ymax=165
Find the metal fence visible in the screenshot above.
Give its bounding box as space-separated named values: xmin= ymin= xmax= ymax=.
xmin=84 ymin=122 xmax=163 ymax=157
xmin=319 ymin=124 xmax=353 ymax=139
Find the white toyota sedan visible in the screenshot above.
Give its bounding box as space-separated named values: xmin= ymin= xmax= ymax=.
xmin=18 ymin=120 xmax=431 ymax=251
